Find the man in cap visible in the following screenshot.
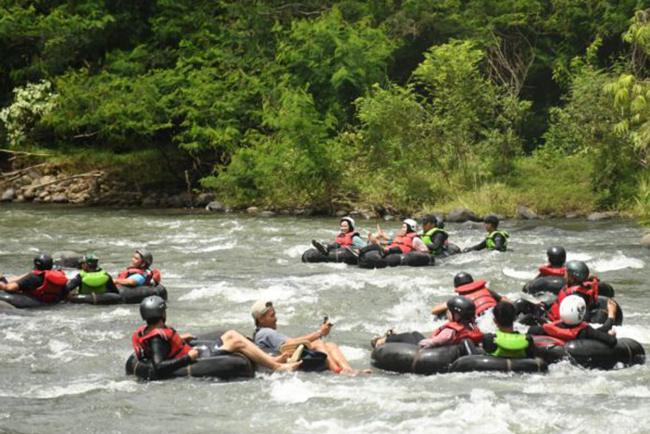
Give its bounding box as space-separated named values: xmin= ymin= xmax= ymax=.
xmin=463 ymin=214 xmax=509 ymax=252
xmin=250 ymin=300 xmax=356 ymax=374
xmin=132 ymin=296 xmax=300 ymax=380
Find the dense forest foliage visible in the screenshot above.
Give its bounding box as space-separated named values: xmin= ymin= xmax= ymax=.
xmin=2 ymin=0 xmax=650 ymax=218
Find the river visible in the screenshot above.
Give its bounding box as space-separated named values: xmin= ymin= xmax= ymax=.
xmin=0 ymin=205 xmax=648 ymax=434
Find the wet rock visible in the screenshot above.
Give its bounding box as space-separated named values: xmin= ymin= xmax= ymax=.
xmin=168 ymin=193 xmax=192 ymax=208
xmin=642 ymin=233 xmax=650 ymax=249
xmin=53 ymin=251 xmax=82 ymax=268
xmin=52 ymin=194 xmax=68 ymax=204
xmin=587 ymin=212 xmax=614 ymax=221
xmin=335 ymin=210 xmax=349 ymax=218
xmin=383 ymin=214 xmax=395 ymax=221
xmin=462 ymin=221 xmax=485 ymax=229
xmin=141 ymin=195 xmax=159 ymax=207
xmin=565 ymin=213 xmax=579 ymax=219
xmin=260 ymin=210 xmax=276 ymax=218
xmin=247 ymin=206 xmax=260 ymax=215
xmin=194 ymin=193 xmax=215 ymax=207
xmin=517 ymin=205 xmax=538 ymax=220
xmin=206 ymin=201 xmax=225 ymax=213
xmin=15 ymin=195 xmax=25 ymax=203
xmin=1 ymin=188 xmax=15 ymax=202
xmin=447 ymin=207 xmax=481 ymax=223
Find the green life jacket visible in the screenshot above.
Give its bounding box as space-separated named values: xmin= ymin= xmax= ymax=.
xmin=79 ymin=270 xmax=110 ymax=294
xmin=490 ymin=330 xmax=529 ymax=358
xmin=486 ymin=230 xmax=509 ymax=251
xmin=422 ymin=228 xmax=448 ymax=256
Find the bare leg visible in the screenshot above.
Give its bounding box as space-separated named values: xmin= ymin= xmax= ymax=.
xmin=220 ymin=330 xmax=300 ymax=371
xmin=311 ymin=340 xmax=342 ymax=373
xmin=324 ymin=342 xmax=353 ymax=373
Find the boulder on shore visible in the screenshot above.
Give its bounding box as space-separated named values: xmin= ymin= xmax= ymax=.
xmin=1 ymin=188 xmax=15 ymax=202
xmin=517 ymin=205 xmax=538 ymax=220
xmin=446 ymin=208 xmax=481 ymax=223
xmin=587 ymin=212 xmax=615 ymax=221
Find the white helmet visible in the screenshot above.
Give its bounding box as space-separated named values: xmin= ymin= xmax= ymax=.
xmin=559 ymin=295 xmax=586 ymax=325
xmin=403 ymin=218 xmax=418 ymax=233
xmin=340 ymin=216 xmax=356 ymax=230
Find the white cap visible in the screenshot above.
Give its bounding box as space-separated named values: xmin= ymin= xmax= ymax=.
xmin=251 ymin=300 xmax=274 ymax=321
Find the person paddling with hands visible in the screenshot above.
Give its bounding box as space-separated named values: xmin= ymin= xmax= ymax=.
xmin=251 ymin=300 xmax=357 ymax=374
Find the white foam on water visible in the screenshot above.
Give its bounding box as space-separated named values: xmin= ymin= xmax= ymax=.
xmin=179 ymin=282 xmax=233 ymax=301
xmin=617 ymin=386 xmax=650 ymax=397
xmin=96 ymin=307 xmax=133 ymax=320
xmin=47 ymin=339 xmax=75 ymax=361
xmin=612 ymin=325 xmax=650 ymax=343
xmin=501 ymin=267 xmax=537 ymax=280
xmin=269 ymin=376 xmax=318 ymax=404
xmin=192 ymin=242 xmax=237 ymax=253
xmin=590 ymin=251 xmax=644 ymax=272
xmin=566 ymin=252 xmax=593 ymax=262
xmin=338 ymin=345 xmax=368 ymax=362
xmin=10 ymin=380 xmax=138 ymax=399
xmin=287 ymin=244 xmax=310 ymax=258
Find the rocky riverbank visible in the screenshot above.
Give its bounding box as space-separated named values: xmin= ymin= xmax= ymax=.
xmin=0 ymin=164 xmax=216 ymax=208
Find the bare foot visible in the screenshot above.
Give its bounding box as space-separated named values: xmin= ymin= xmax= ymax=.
xmin=276 ymin=361 xmax=302 ymax=371
xmin=273 ymin=353 xmax=289 ymax=363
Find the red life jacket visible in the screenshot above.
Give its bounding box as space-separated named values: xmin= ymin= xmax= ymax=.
xmin=454 ymin=280 xmax=497 ymax=316
xmin=25 ymin=270 xmax=68 ymax=303
xmin=541 ymin=320 xmax=590 ymax=343
xmin=538 ymin=265 xmax=566 ymax=277
xmin=429 ymin=321 xmax=484 ymax=345
xmin=334 ymin=231 xmax=359 ymax=248
xmin=548 ymin=279 xmax=599 ymax=321
xmin=131 ymin=325 xmax=192 ymax=360
xmin=118 ymin=268 xmax=161 ymax=286
xmin=389 ymin=232 xmax=420 ymax=253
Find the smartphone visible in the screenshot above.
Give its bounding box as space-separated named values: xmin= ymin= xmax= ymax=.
xmin=324 ymin=315 xmax=333 ymax=326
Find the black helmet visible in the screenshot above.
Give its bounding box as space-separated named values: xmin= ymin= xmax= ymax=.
xmin=454 ymin=272 xmax=474 ymax=288
xmin=34 ymin=254 xmax=53 ymax=271
xmin=447 ymin=296 xmax=476 ymax=322
xmin=484 ymin=214 xmax=499 ymax=227
xmin=140 ymin=295 xmax=166 ymax=321
xmin=566 ymin=260 xmax=589 ymax=283
xmin=422 ymin=215 xmax=438 ymax=226
xmin=82 ymin=253 xmax=99 ymax=269
xmin=547 ymin=246 xmax=566 ymax=267
xmin=136 ymin=248 xmax=153 ymax=267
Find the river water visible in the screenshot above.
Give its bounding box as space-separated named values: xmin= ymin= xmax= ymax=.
xmin=0 ymin=205 xmax=648 ymax=434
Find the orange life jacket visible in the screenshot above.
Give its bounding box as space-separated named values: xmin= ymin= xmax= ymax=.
xmin=334 ymin=231 xmax=359 ymax=248
xmin=429 ymin=321 xmax=484 ymax=345
xmin=538 ymin=265 xmax=566 ymax=277
xmin=131 ymin=325 xmax=192 ymax=360
xmin=541 ymin=320 xmax=590 ymax=343
xmin=389 ymin=232 xmax=420 ymax=254
xmin=118 ymin=268 xmax=161 ymax=286
xmin=548 ymin=279 xmax=599 ymax=321
xmin=25 ymin=270 xmax=68 ymax=303
xmin=454 ymin=280 xmax=497 ymax=316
